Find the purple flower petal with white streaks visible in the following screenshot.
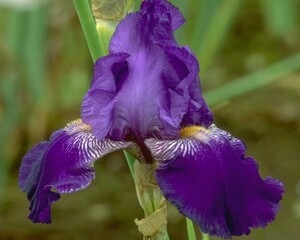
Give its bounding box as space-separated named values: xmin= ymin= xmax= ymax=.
xmin=19 ymin=120 xmax=135 ymax=223
xmin=145 ymin=125 xmax=284 ymax=238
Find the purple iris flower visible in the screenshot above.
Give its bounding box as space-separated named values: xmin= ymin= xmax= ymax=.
xmin=19 ymin=0 xmax=283 ymax=238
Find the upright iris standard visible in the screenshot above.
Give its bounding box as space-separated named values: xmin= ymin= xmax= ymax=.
xmin=19 ymin=0 xmax=284 ymax=238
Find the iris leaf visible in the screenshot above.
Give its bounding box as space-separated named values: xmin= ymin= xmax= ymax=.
xmin=204 ymin=52 xmax=300 ymax=106
xmin=259 ymin=0 xmax=296 ymax=36
xmin=73 ymin=0 xmax=104 ymax=62
xmin=0 ymin=8 xmax=25 ymax=201
xmin=24 ymin=4 xmax=47 ymax=102
xmin=194 ymin=0 xmax=243 ymax=75
xmin=190 ymin=0 xmax=220 ymax=50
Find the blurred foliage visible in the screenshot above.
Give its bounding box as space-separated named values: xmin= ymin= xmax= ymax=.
xmin=0 ymin=0 xmax=300 ymax=239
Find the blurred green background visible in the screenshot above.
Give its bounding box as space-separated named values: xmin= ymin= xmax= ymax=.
xmin=0 ymin=0 xmax=300 ymax=239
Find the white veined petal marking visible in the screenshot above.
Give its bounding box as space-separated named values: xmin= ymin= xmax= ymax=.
xmin=63 ymin=119 xmax=136 ymax=164
xmin=145 ymin=138 xmax=198 ymax=163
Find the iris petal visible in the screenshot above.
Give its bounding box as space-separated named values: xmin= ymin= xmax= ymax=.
xmin=109 ymin=13 xmax=140 ymax=54
xmin=82 ymin=53 xmax=129 ymax=140
xmin=113 ymin=46 xmax=173 ymax=139
xmin=19 ymin=120 xmax=135 ymax=223
xmin=109 ymin=0 xmax=183 ymax=54
xmin=145 ymin=125 xmax=284 ymax=238
xmin=141 ymin=0 xmax=185 ymax=31
xmin=160 ymin=44 xmax=213 ymax=128
xmin=82 ymin=0 xmax=212 ymax=142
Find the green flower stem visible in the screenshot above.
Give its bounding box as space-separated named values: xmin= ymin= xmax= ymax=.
xmin=186 ymin=218 xmax=197 ymax=240
xmin=201 ymin=232 xmax=210 ymax=240
xmin=134 ymin=162 xmax=170 ymax=240
xmin=204 ymin=52 xmax=300 ymax=106
xmin=124 ymin=150 xmax=136 ymax=179
xmin=73 ymin=0 xmax=104 ymax=62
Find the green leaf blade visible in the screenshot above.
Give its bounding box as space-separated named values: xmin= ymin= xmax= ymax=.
xmin=73 ymin=0 xmax=104 ymax=62
xmin=204 ymin=52 xmax=300 ymax=106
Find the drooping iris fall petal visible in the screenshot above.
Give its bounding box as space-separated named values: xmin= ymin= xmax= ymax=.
xmin=145 ymin=125 xmax=284 ymax=238
xmin=19 ymin=120 xmax=135 ymax=223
